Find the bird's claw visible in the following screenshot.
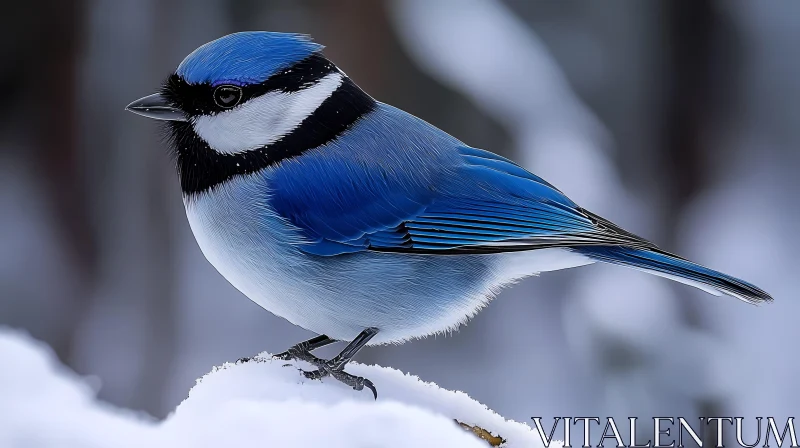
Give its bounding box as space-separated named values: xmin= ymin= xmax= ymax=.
xmin=300 ymin=362 xmax=378 ymax=399
xmin=361 ymin=378 xmax=378 ymax=400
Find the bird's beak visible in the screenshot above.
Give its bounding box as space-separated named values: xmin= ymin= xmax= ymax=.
xmin=125 ymin=93 xmax=187 ymax=122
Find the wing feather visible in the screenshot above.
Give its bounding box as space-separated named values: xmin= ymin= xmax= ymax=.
xmin=269 ymin=145 xmax=655 ymax=256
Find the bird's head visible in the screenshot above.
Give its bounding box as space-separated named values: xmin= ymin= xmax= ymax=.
xmin=126 ymin=31 xmax=374 ymax=195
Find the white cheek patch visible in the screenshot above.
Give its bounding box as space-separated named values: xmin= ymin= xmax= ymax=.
xmin=192 ymin=72 xmax=344 ymax=154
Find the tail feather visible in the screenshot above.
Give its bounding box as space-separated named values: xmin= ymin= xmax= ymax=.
xmin=574 ymin=246 xmax=773 ymax=304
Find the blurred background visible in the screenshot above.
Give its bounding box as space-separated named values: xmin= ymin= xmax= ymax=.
xmin=1 ymin=0 xmax=797 ymax=443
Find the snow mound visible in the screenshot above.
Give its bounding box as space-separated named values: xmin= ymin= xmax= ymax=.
xmin=0 ymin=327 xmax=552 ymax=447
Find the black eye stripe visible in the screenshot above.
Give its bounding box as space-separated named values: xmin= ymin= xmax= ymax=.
xmin=161 ymin=53 xmax=338 ymax=116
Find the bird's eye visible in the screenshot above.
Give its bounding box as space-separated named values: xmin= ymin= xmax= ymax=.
xmin=213 ymin=85 xmax=242 ymax=108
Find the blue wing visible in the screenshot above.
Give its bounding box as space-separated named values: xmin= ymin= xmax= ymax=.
xmin=267 ymin=144 xmax=652 ymax=256
xmin=265 ymin=128 xmax=772 ymax=304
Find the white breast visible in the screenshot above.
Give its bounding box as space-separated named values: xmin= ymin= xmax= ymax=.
xmin=183 ymin=177 xmax=309 ymax=322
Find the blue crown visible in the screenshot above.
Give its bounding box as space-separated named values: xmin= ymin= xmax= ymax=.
xmin=176 ymin=32 xmax=324 ymax=86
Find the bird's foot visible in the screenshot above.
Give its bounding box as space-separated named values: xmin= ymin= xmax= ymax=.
xmin=300 ymin=360 xmax=378 ymax=399
xmin=272 ymin=345 xmax=314 ymax=363
xmin=273 ymin=334 xmax=336 ymax=362
xmin=276 ymin=328 xmax=379 ymax=399
xmin=272 ymin=328 xmax=378 ymax=398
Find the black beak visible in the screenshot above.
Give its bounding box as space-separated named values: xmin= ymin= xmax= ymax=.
xmin=125 ymin=93 xmax=187 ymax=122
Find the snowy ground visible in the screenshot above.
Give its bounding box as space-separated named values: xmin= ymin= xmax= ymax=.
xmin=0 ymin=327 xmax=551 ymax=447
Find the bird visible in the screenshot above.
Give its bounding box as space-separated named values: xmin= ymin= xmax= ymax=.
xmin=126 ymin=31 xmax=772 ymax=398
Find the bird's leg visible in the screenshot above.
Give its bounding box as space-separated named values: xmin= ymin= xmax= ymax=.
xmin=300 ymin=327 xmax=380 ymax=399
xmin=272 ymin=334 xmax=337 ymax=362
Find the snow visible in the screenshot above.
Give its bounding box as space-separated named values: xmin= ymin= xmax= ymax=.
xmin=0 ymin=328 xmax=158 ymax=448
xmin=0 ymin=327 xmax=554 ymax=447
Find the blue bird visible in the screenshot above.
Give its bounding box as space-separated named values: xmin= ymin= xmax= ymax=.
xmin=127 ymin=32 xmax=772 ymax=398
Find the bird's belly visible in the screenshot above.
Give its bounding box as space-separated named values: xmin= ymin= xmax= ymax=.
xmin=183 ymin=178 xmax=592 ymax=344
xmin=183 ymin=181 xmax=324 ymax=332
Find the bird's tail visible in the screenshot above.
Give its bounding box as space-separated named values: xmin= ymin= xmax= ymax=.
xmin=573 ymin=246 xmax=772 ymax=304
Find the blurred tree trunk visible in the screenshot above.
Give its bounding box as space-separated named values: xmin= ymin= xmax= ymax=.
xmin=658 ymin=1 xmax=740 ymax=445
xmin=0 ymin=0 xmax=93 ymax=364
xmin=69 ymin=0 xmax=180 ymax=417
